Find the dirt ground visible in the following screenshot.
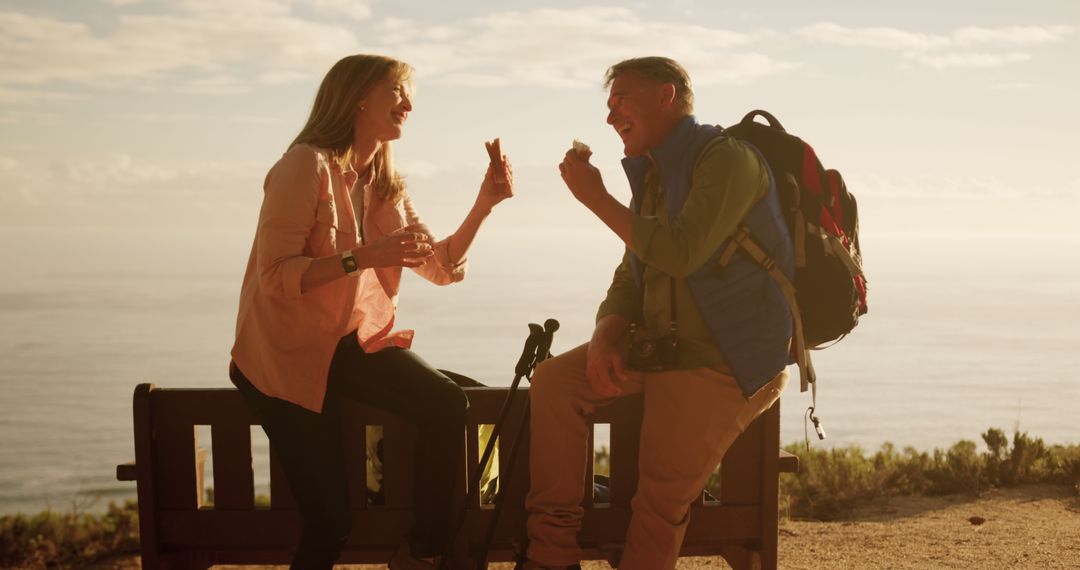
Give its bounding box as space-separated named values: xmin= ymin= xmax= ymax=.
xmin=90 ymin=484 xmax=1079 ymax=570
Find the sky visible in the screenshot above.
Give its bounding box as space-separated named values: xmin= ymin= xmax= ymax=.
xmin=1 ymin=0 xmax=1077 ymax=243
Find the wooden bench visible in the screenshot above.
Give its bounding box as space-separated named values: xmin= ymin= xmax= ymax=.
xmin=117 ymin=383 xmax=798 ymax=569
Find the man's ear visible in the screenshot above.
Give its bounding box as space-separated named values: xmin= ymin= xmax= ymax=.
xmin=659 ymin=83 xmax=677 ymax=107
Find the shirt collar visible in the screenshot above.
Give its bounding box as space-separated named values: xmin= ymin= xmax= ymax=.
xmin=649 ymin=114 xmax=698 ymax=168
xmin=621 ymin=114 xmax=698 ymax=183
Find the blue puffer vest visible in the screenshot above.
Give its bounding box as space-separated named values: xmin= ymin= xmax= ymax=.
xmin=623 ymin=115 xmax=794 ymax=398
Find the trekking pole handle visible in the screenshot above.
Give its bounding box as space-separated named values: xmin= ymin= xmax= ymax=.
xmin=539 ymin=319 xmax=560 ymax=359
xmin=529 ymin=319 xmax=561 ymax=377
xmin=514 ymin=324 xmax=544 ymax=376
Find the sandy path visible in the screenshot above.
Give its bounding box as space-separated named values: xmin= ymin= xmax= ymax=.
xmin=90 ymin=484 xmax=1079 ymax=570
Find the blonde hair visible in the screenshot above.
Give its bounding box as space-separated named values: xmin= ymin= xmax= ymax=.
xmin=291 ymin=54 xmax=414 ymax=204
xmin=603 ymin=57 xmax=694 ymax=115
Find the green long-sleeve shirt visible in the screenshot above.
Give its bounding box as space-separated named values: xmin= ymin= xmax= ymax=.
xmin=596 ymin=136 xmax=770 ymax=371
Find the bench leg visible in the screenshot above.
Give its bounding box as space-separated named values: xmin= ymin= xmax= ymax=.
xmin=720 ymin=545 xmax=762 ymax=570
xmin=160 ymin=551 xmax=213 ymax=570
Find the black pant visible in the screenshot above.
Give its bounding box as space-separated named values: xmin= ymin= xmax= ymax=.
xmin=230 ymin=334 xmax=469 ymax=569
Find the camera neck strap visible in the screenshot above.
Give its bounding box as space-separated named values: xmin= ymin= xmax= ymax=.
xmin=667 ymin=276 xmax=678 ymax=336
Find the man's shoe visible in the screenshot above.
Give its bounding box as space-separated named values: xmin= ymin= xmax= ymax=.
xmin=388 ymin=542 xmax=437 ymax=570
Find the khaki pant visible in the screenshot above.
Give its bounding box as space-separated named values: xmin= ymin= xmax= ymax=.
xmin=525 ymin=343 xmax=788 ymax=570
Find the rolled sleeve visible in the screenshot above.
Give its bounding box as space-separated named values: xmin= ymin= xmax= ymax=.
xmin=596 ymin=251 xmax=643 ymax=324
xmin=402 ymin=194 xmax=467 ymax=285
xmin=256 ymin=146 xmax=322 ymax=299
xmin=630 ymin=139 xmax=769 ymax=278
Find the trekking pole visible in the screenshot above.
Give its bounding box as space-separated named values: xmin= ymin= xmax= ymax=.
xmin=446 ymin=322 xmax=547 ymax=558
xmin=474 ymin=319 xmax=559 ymax=570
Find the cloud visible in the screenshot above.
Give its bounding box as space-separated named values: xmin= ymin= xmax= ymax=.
xmin=907 ymin=51 xmax=1031 ymax=69
xmin=115 ymin=112 xmax=197 ymax=122
xmin=0 ymin=153 xmax=263 ymax=206
xmin=177 ymin=0 xmax=371 ymax=21
xmin=991 ymin=81 xmax=1037 ymax=91
xmin=799 ymin=23 xmax=1073 ymax=69
xmin=0 ymin=8 xmax=360 ymax=92
xmin=364 ymin=8 xmax=797 ymax=88
xmin=0 ymin=110 xmax=60 ymax=124
xmin=0 ymin=5 xmax=794 ymax=99
xmin=800 ymin=23 xmax=947 ymax=51
xmin=950 ymin=25 xmax=1074 ymax=47
xmin=851 ymin=173 xmax=1077 ymax=200
xmin=113 ymin=111 xmax=282 ymax=125
xmin=0 ymin=87 xmax=80 ymax=104
xmin=801 ymin=23 xmax=1073 ymax=50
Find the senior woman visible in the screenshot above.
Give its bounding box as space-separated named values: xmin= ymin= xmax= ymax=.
xmin=229 ymin=54 xmax=513 ymax=569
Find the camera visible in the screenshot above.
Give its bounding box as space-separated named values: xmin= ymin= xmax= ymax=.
xmin=626 ymin=324 xmax=679 ymax=372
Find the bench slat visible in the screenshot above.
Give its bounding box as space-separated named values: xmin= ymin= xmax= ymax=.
xmin=153 ymin=409 xmax=199 ymax=511
xmin=340 ymin=412 xmax=368 ymax=510
xmin=719 ymin=412 xmax=764 ymax=505
xmin=496 ymin=390 xmax=530 ymax=508
xmin=211 ymin=418 xmax=255 ymax=510
xmin=381 ymin=421 xmax=416 ymax=508
xmin=606 ymin=395 xmax=643 ymax=507
xmin=116 ymin=461 xmax=136 ymax=482
xmin=779 ymin=449 xmax=799 ymax=473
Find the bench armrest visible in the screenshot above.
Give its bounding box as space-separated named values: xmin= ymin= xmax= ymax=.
xmin=117 ymin=461 xmax=137 ymax=482
xmin=778 ymin=450 xmax=799 ymax=473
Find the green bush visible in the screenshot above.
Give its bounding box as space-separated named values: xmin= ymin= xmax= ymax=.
xmin=0 ymin=500 xmax=139 ymax=569
xmin=778 ymin=428 xmax=1080 ymax=521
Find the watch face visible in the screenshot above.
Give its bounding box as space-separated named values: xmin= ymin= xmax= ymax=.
xmin=342 ymin=255 xmax=359 ymax=274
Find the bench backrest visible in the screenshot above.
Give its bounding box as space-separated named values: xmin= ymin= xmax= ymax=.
xmin=130 ymin=383 xmax=781 ymax=563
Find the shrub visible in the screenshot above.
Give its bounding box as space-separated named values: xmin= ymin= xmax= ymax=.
xmin=780 ymin=428 xmax=1080 ymax=520
xmin=0 ymin=500 xmax=139 ymax=569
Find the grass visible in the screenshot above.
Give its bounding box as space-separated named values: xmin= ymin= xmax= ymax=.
xmin=3 ymin=427 xmax=1077 ymax=567
xmin=768 ymin=428 xmax=1080 ymax=521
xmin=0 ymin=500 xmax=139 ymax=569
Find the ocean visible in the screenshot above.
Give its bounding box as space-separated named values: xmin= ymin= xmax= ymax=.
xmin=0 ymin=226 xmax=1077 ymax=516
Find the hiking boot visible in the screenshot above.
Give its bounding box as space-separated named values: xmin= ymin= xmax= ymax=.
xmin=388 ymin=542 xmax=437 ymax=570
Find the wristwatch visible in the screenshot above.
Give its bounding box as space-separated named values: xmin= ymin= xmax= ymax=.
xmin=341 ymin=249 xmax=360 ymax=276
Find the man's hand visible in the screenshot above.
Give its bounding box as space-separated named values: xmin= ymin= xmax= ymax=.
xmin=585 ymin=314 xmax=632 ymax=397
xmin=585 ymin=338 xmax=628 ymax=397
xmin=559 ymin=149 xmax=607 ymax=207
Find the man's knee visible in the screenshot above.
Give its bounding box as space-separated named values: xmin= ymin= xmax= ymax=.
xmin=529 ymin=353 xmax=575 ymax=404
xmin=631 ymin=480 xmax=694 ymax=527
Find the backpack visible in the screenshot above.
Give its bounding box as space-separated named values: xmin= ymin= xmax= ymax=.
xmin=717 ymin=110 xmax=869 ymax=437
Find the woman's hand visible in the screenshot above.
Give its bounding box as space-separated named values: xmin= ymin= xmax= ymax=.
xmin=353 ymin=224 xmax=434 ymax=269
xmin=476 ymin=139 xmax=514 ymax=213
